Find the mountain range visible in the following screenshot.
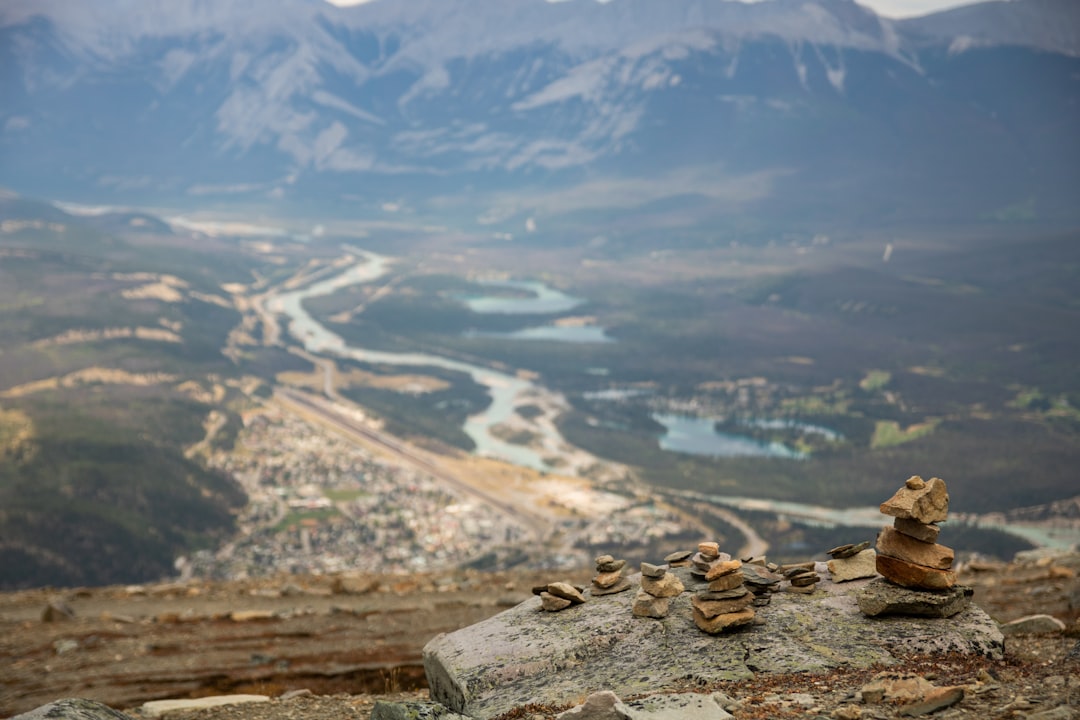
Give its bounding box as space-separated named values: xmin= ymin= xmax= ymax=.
xmin=1 ymin=0 xmax=1078 ymax=230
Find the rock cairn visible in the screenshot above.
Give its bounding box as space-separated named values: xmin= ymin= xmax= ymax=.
xmin=826 ymin=540 xmax=878 ymax=583
xmin=632 ymin=562 xmax=684 ymax=619
xmin=534 ymin=581 xmax=587 ymax=612
xmin=859 ymin=475 xmax=971 ymax=617
xmin=740 ymin=558 xmax=784 ymax=605
xmin=591 ymin=555 xmax=632 ymax=596
xmin=780 ymin=561 xmax=821 ymax=593
xmin=690 ymin=542 xmax=756 ymax=633
xmin=876 ymin=476 xmax=956 ymax=590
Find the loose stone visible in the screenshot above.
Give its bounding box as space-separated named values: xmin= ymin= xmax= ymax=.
xmin=827 ymin=541 xmax=871 ymax=559
xmin=880 ymin=476 xmax=949 ymax=524
xmin=547 ymin=582 xmax=587 ymax=604
xmin=877 ymin=526 xmax=954 ymax=570
xmin=708 ymin=571 xmax=745 ymax=592
xmin=857 ymin=578 xmax=972 ymax=618
xmin=597 ymin=559 xmax=627 ymax=573
xmin=692 ymin=593 xmax=753 ymax=617
xmin=664 ymin=549 xmax=693 ymax=566
xmin=828 ymin=548 xmax=879 ymax=583
xmin=789 ymin=573 xmax=821 ymax=587
xmin=640 ymin=573 xmax=685 ymax=598
xmin=631 ymin=590 xmax=671 ymax=619
xmin=894 ymin=517 xmax=941 ymax=543
xmin=876 ymin=554 xmax=957 ymax=591
xmin=693 ymin=606 xmax=755 ymax=634
xmin=698 ymin=587 xmax=751 ymax=601
xmin=705 ymin=559 xmax=742 ymax=580
xmin=540 ymin=592 xmax=573 ymax=612
xmin=640 ymin=562 xmax=667 ymax=578
xmin=591 ymin=578 xmax=633 ymax=596
xmin=593 ymin=570 xmax=624 ymax=589
xmin=697 ymin=541 xmax=720 ymax=559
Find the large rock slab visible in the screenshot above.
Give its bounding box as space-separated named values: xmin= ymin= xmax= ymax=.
xmin=11 ymin=699 xmax=134 ymax=720
xmin=422 ymin=567 xmax=1002 ymax=719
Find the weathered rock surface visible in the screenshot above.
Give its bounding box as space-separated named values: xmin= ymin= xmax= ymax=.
xmin=11 ymin=699 xmax=135 ymax=720
xmin=880 ymin=476 xmax=949 ymax=524
xmin=422 ymin=568 xmax=1002 ymax=719
xmin=827 ymin=549 xmax=878 ymax=583
xmin=877 ymin=527 xmax=954 ymax=570
xmin=370 ymin=700 xmax=470 ymax=720
xmin=857 ymin=578 xmax=973 ymax=618
xmin=556 ymin=691 xmax=632 ymax=719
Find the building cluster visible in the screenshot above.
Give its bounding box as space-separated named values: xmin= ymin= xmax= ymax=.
xmin=186 ymin=409 xmax=523 ymax=579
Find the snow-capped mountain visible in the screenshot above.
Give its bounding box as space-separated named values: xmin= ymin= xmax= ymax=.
xmin=1 ymin=0 xmax=1077 ymax=227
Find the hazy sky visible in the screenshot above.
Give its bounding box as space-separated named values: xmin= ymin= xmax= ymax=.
xmin=325 ymin=0 xmax=987 ymax=20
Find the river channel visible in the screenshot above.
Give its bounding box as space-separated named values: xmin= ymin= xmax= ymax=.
xmin=268 ymin=251 xmax=568 ymax=470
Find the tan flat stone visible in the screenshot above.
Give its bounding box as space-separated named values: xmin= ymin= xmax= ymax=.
xmin=828 ymin=548 xmax=878 ymax=582
xmin=877 ymin=526 xmax=954 ymax=570
xmin=692 ymin=606 xmax=755 ymax=634
xmin=876 ymin=553 xmax=957 ymax=590
xmin=705 ymin=559 xmax=742 ymax=580
xmin=879 ymin=476 xmax=949 ymax=524
xmin=707 ymin=571 xmax=745 ymax=591
xmin=691 ymin=593 xmax=753 ymax=618
xmin=540 ymin=592 xmax=573 ymax=612
xmin=893 ymin=517 xmax=941 ymax=543
xmin=640 ymin=573 xmax=685 ymax=598
xmin=631 ymin=590 xmax=670 ymax=618
xmin=593 ymin=570 xmax=623 ymax=588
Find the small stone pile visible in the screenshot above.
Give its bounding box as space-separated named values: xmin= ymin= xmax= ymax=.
xmin=740 ymin=559 xmax=784 ymax=605
xmin=664 ymin=549 xmax=693 ymax=568
xmin=859 ymin=475 xmax=971 ymax=618
xmin=591 ymin=555 xmax=632 ymax=596
xmin=826 ymin=541 xmax=877 ymax=582
xmin=632 ymin=562 xmax=684 ymax=619
xmin=876 ymin=476 xmax=956 ymax=590
xmin=690 ymin=543 xmax=756 ymax=633
xmin=780 ymin=562 xmax=821 ymax=594
xmin=535 ymin=581 xmax=586 ymax=612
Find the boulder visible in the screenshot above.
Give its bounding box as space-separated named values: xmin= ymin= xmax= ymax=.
xmin=999 ymin=614 xmax=1067 ymax=635
xmin=622 ymin=692 xmax=735 ymax=719
xmin=140 ymin=696 xmax=270 ymax=718
xmin=879 ymin=476 xmax=949 ymax=524
xmin=876 ymin=554 xmax=957 ymax=590
xmin=827 ymin=549 xmax=879 ymax=583
xmin=876 ymin=527 xmax=954 ymax=570
xmin=857 ymin=578 xmax=972 ymax=618
xmin=11 ymin=699 xmax=134 ymax=720
xmin=423 ymin=567 xmax=1002 ymax=719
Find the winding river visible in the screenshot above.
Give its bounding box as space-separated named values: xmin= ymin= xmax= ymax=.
xmin=268 ymin=251 xmax=559 ymax=470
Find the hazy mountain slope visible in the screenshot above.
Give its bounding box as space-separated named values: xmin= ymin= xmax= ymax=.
xmin=0 ymin=0 xmax=1077 ymax=227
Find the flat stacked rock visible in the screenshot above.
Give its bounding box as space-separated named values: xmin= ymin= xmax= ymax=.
xmin=692 ymin=552 xmax=756 ymax=633
xmin=781 ymin=562 xmax=822 ymax=594
xmin=826 ymin=541 xmax=878 ymax=583
xmin=534 ymin=581 xmax=587 ymax=612
xmin=632 ymin=562 xmax=684 ymax=618
xmin=859 ymin=475 xmax=971 ymax=618
xmin=741 ymin=559 xmax=784 ymax=606
xmin=664 ymin=549 xmax=693 ymax=568
xmin=591 ymin=555 xmax=632 ymax=596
